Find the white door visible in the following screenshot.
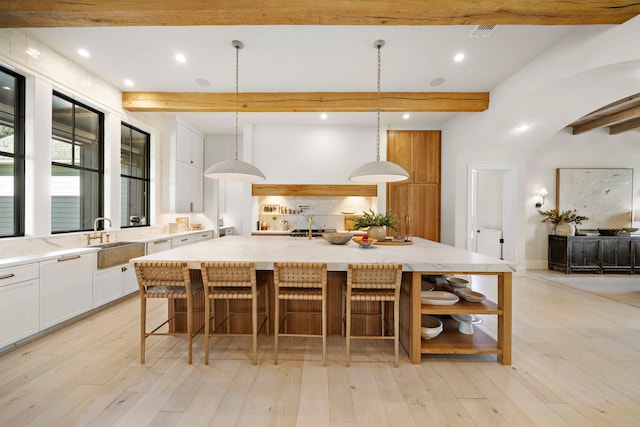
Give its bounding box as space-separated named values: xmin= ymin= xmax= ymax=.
xmin=468 ymin=166 xmax=516 ymax=262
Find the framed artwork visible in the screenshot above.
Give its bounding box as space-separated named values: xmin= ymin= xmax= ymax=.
xmin=556 ymin=168 xmax=633 ymax=228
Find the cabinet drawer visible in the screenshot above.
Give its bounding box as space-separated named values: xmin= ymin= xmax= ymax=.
xmin=0 ymin=263 xmax=39 ymax=287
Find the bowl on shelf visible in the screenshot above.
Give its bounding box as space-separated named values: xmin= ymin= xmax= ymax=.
xmin=352 ymin=236 xmax=377 ymax=248
xmin=421 ymin=291 xmax=459 ymax=305
xmin=598 ymin=228 xmax=620 ymax=236
xmin=623 ymin=227 xmax=639 ymax=233
xmin=446 ymin=276 xmax=469 ymax=288
xmin=322 ymin=232 xmax=352 ymax=245
xmin=421 ymin=315 xmax=443 ymax=340
xmin=454 ymin=288 xmax=486 ymax=303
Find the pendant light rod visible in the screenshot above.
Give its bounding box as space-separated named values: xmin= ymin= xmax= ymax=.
xmin=204 ymin=40 xmax=266 ymax=182
xmin=349 ymin=39 xmax=409 ymax=183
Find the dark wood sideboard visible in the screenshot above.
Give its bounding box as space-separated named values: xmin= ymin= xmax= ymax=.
xmin=548 ymin=235 xmax=640 ymax=274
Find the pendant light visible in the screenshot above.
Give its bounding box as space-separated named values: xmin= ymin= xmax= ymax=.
xmin=349 ymin=40 xmax=409 ymax=183
xmin=204 ymin=40 xmax=266 ymax=182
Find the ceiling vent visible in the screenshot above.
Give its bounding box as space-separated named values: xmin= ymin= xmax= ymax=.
xmin=470 ymin=25 xmax=497 ymax=38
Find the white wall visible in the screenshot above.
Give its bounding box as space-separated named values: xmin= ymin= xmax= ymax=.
xmin=524 ymin=128 xmax=640 ymax=269
xmin=441 ymin=15 xmax=640 ymax=271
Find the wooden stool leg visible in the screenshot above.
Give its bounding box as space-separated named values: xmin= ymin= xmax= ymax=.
xmin=264 ymin=284 xmax=270 ymax=337
xmin=394 ymin=294 xmax=400 ymax=367
xmin=187 ymin=297 xmax=193 ymax=365
xmin=205 ymin=295 xmax=210 ymax=365
xmin=322 ymin=290 xmax=327 ymax=367
xmin=252 ymin=289 xmax=258 ymax=365
xmin=140 ymin=295 xmax=146 ymax=364
xmin=274 ymin=291 xmax=280 ymax=365
xmin=346 ymin=291 xmax=352 ymax=367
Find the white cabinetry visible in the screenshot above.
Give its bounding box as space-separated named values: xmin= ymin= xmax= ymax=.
xmin=172 ymin=120 xmax=204 ymax=213
xmin=93 ymin=262 xmax=138 ymax=307
xmin=146 ymin=238 xmax=172 ymax=254
xmin=39 ymin=253 xmax=93 ymax=330
xmin=171 ymin=231 xmax=213 ymax=248
xmin=0 ymin=263 xmax=39 ymax=348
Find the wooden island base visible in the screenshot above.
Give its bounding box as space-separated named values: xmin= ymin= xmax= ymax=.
xmin=170 ymin=269 xmax=512 ymax=365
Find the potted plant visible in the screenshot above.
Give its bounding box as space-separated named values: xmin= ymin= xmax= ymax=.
xmin=350 ymin=209 xmax=401 ymax=240
xmin=538 ymin=208 xmax=589 ymax=236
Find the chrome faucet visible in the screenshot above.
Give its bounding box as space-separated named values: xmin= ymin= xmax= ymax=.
xmin=86 ymin=217 xmax=112 ymax=245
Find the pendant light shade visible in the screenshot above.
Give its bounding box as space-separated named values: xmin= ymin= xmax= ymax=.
xmin=204 ymin=40 xmax=266 ymax=182
xmin=349 ymin=40 xmax=409 ymax=183
xmin=204 ymin=159 xmax=266 ymax=182
xmin=349 ymin=160 xmax=409 ymax=182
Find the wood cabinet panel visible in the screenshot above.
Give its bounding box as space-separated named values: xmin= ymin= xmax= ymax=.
xmin=387 ymin=130 xmax=441 ymax=241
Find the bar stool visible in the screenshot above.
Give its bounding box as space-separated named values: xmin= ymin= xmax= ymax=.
xmin=133 ymin=261 xmax=203 ymax=364
xmin=345 ymin=263 xmax=403 ymax=366
xmin=273 ymin=262 xmax=327 ymax=366
xmin=200 ymin=261 xmax=269 ymax=365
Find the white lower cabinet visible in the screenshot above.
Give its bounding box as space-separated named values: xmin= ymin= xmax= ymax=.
xmin=122 ymin=263 xmax=138 ymax=295
xmin=0 ymin=263 xmax=40 ymax=348
xmin=39 ymin=253 xmax=94 ymax=330
xmin=93 ymin=262 xmax=138 ymax=307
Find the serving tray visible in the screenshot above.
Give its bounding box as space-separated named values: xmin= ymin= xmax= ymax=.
xmin=374 ymin=239 xmax=413 ymax=246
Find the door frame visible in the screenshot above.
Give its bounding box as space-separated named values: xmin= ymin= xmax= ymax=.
xmin=467 ymin=165 xmax=516 ymax=262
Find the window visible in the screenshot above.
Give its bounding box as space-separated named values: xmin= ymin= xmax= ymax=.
xmin=0 ymin=66 xmax=25 ymax=238
xmin=120 ymin=122 xmax=150 ymax=227
xmin=51 ymin=92 xmax=103 ymax=233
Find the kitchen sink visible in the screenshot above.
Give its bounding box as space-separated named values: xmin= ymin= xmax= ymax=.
xmin=93 ymin=241 xmax=146 ymax=269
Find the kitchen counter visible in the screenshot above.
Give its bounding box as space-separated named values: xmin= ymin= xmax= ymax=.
xmin=133 ymin=236 xmax=515 ymax=364
xmin=0 ymin=228 xmax=214 ymax=269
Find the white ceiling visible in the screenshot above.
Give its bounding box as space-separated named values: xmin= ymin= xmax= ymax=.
xmin=23 ymin=25 xmax=579 ymax=134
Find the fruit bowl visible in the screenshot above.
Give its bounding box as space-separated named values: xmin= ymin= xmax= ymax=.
xmin=352 ymin=236 xmax=377 ymax=248
xmin=598 ymin=228 xmax=620 ymax=236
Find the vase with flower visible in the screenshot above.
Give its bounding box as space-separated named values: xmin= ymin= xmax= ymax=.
xmin=538 ymin=209 xmax=589 ymax=236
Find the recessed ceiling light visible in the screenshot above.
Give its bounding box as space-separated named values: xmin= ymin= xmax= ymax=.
xmin=430 ymin=77 xmax=446 ymax=87
xmin=25 ymin=47 xmax=41 ymax=58
xmin=175 ymin=53 xmax=186 ymax=63
xmin=516 ymin=123 xmax=530 ymax=131
xmin=454 ymin=52 xmax=465 ymax=62
xmin=320 ymin=113 xmax=328 ymax=120
xmin=123 ymin=79 xmax=134 ymax=87
xmin=78 ymin=48 xmax=90 ymax=58
xmin=402 ymin=113 xmax=410 ymax=120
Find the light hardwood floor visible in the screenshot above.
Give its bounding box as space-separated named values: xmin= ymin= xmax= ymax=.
xmin=1 ymin=272 xmax=639 ymax=426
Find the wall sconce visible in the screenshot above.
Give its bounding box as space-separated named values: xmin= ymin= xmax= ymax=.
xmin=535 ymin=188 xmax=548 ymax=208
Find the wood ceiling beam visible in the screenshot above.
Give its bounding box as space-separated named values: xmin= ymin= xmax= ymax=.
xmin=1 ymin=1 xmax=638 ymax=27
xmin=609 ymin=117 xmax=640 ymax=134
xmin=122 ymin=91 xmax=489 ymax=113
xmin=571 ymin=104 xmax=640 ymax=134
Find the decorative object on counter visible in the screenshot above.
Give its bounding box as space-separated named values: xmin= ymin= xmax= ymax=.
xmin=597 ymin=228 xmax=620 ymax=236
xmin=352 ymin=235 xmax=377 ymax=248
xmin=168 ymin=222 xmax=179 ymax=233
xmin=451 ymin=314 xmax=483 ymax=335
xmin=191 ymin=223 xmax=202 ymax=230
xmin=349 ymin=40 xmax=409 ymax=183
xmin=350 ymin=209 xmax=400 ymax=240
xmin=538 ymin=208 xmax=588 ymax=236
xmin=454 ymin=288 xmax=486 ymax=303
xmin=204 ymin=40 xmax=266 ymax=182
xmin=420 ymin=315 xmax=443 ymax=340
xmin=374 ymin=236 xmax=414 ymax=245
xmin=322 ymin=232 xmax=353 ymax=245
xmin=176 ymin=216 xmax=189 ymax=230
xmin=623 ymin=227 xmax=639 ymax=233
xmin=420 ymin=291 xmax=459 ymax=305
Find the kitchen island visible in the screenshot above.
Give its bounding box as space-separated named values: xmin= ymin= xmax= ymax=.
xmin=132 ymin=236 xmax=516 ymax=364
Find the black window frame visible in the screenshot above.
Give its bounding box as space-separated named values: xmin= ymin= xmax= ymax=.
xmin=120 ymin=122 xmax=150 ymax=228
xmin=51 ymin=90 xmax=104 ymax=234
xmin=0 ymin=65 xmax=26 ymax=238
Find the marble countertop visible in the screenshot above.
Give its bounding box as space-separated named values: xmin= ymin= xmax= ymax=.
xmin=0 ymin=229 xmax=214 ymax=269
xmin=132 ymin=235 xmax=516 ymax=273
